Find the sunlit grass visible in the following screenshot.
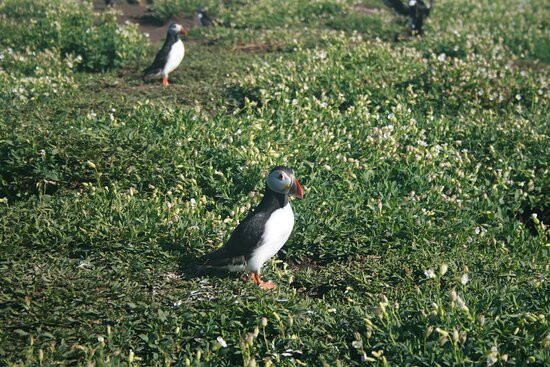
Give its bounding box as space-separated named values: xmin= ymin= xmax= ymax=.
xmin=1 ymin=0 xmax=549 ymax=366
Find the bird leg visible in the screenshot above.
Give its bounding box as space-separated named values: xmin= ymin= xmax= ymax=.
xmin=250 ymin=272 xmax=276 ymax=290
xmin=162 ymin=77 xmax=169 ymax=86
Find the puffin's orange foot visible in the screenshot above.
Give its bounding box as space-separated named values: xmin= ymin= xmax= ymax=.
xmin=162 ymin=77 xmax=169 ymax=86
xmin=250 ymin=272 xmax=276 ymax=290
xmin=259 ymin=281 xmax=276 ymax=290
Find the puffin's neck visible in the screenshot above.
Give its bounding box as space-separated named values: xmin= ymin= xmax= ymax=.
xmin=164 ymin=32 xmax=180 ymax=47
xmin=257 ymin=186 xmax=288 ymax=213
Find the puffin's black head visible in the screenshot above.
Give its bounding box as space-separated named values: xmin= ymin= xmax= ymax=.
xmin=266 ymin=166 xmax=303 ymax=199
xmin=168 ymin=23 xmax=188 ymax=37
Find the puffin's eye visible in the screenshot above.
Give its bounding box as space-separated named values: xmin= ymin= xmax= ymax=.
xmin=278 ymin=173 xmax=284 ymax=180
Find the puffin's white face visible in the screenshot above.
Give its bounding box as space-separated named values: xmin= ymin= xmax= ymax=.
xmin=168 ymin=23 xmax=187 ymax=36
xmin=266 ymin=168 xmax=303 ymax=198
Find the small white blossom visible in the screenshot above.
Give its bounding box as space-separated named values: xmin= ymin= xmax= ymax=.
xmin=437 ymin=53 xmax=446 ymax=62
xmin=424 ymin=269 xmax=436 ymax=279
xmin=217 ymin=336 xmax=228 ymax=348
xmin=486 ymin=346 xmax=498 ymax=366
xmin=461 ymin=273 xmax=469 ymax=285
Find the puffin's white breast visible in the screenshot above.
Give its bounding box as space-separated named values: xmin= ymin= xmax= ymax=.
xmin=247 ymin=203 xmax=294 ymax=273
xmin=163 ymin=40 xmax=184 ymax=76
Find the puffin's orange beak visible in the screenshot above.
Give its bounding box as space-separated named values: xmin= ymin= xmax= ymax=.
xmin=180 ymin=27 xmax=188 ymax=36
xmin=289 ymin=177 xmax=303 ymax=199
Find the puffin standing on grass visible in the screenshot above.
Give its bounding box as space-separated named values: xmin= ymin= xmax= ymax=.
xmin=195 ymin=6 xmax=215 ymax=27
xmin=202 ymin=166 xmax=304 ymax=289
xmin=143 ymin=23 xmax=187 ymax=86
xmin=384 ymin=0 xmax=432 ymax=35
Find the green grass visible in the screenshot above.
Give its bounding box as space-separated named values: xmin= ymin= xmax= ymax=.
xmin=1 ymin=0 xmax=549 ymax=366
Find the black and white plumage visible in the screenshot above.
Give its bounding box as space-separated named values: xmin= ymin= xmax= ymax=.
xmin=195 ymin=6 xmax=215 ymax=27
xmin=202 ymin=166 xmax=304 ymax=289
xmin=143 ymin=23 xmax=187 ymax=86
xmin=384 ymin=0 xmax=433 ymax=35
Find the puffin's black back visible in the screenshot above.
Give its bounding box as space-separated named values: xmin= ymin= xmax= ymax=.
xmin=410 ymin=1 xmax=431 ymax=33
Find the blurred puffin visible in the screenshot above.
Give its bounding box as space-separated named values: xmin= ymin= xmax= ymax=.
xmin=384 ymin=0 xmax=432 ymax=35
xmin=195 ymin=6 xmax=215 ymax=27
xmin=143 ymin=23 xmax=187 ymax=86
xmin=202 ymin=166 xmax=303 ymax=289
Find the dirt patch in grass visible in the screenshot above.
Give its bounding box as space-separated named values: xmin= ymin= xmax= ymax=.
xmin=92 ymin=0 xmax=195 ymax=42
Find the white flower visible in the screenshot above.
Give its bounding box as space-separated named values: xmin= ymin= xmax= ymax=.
xmin=424 ymin=269 xmax=436 ymax=279
xmin=173 ymin=300 xmax=183 ymax=307
xmin=190 ymin=198 xmax=197 ymax=208
xmin=461 ymin=273 xmax=469 ymax=285
xmin=387 ymin=113 xmax=395 ymax=119
xmin=317 ymin=50 xmax=327 ymax=59
xmin=474 ymin=227 xmax=480 ymax=235
xmin=449 ymin=289 xmax=458 ymax=301
xmin=409 ymin=0 xmax=417 ymax=5
xmin=486 ymin=346 xmax=498 ymax=366
xmin=515 ymin=94 xmax=521 ymax=101
xmin=216 ymin=336 xmax=227 ymax=348
xmin=437 ymin=53 xmax=446 ymax=62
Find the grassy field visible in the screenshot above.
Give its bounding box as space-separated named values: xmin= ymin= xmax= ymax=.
xmin=1 ymin=0 xmax=549 ymax=366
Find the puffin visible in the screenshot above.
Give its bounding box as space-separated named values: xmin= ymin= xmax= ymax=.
xmin=195 ymin=6 xmax=215 ymax=27
xmin=143 ymin=23 xmax=187 ymax=86
xmin=384 ymin=0 xmax=432 ymax=35
xmin=202 ymin=166 xmax=304 ymax=289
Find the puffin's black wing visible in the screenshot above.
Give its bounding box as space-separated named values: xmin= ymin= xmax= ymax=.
xmin=203 ymin=211 xmax=268 ymax=266
xmin=143 ymin=42 xmax=171 ymax=76
xmin=383 ymin=0 xmax=409 ymax=15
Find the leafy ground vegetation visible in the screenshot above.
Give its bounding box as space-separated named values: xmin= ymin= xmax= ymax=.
xmin=1 ymin=0 xmax=549 ymax=365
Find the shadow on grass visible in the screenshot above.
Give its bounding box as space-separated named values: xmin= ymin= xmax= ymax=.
xmin=158 ymin=241 xmax=240 ymax=282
